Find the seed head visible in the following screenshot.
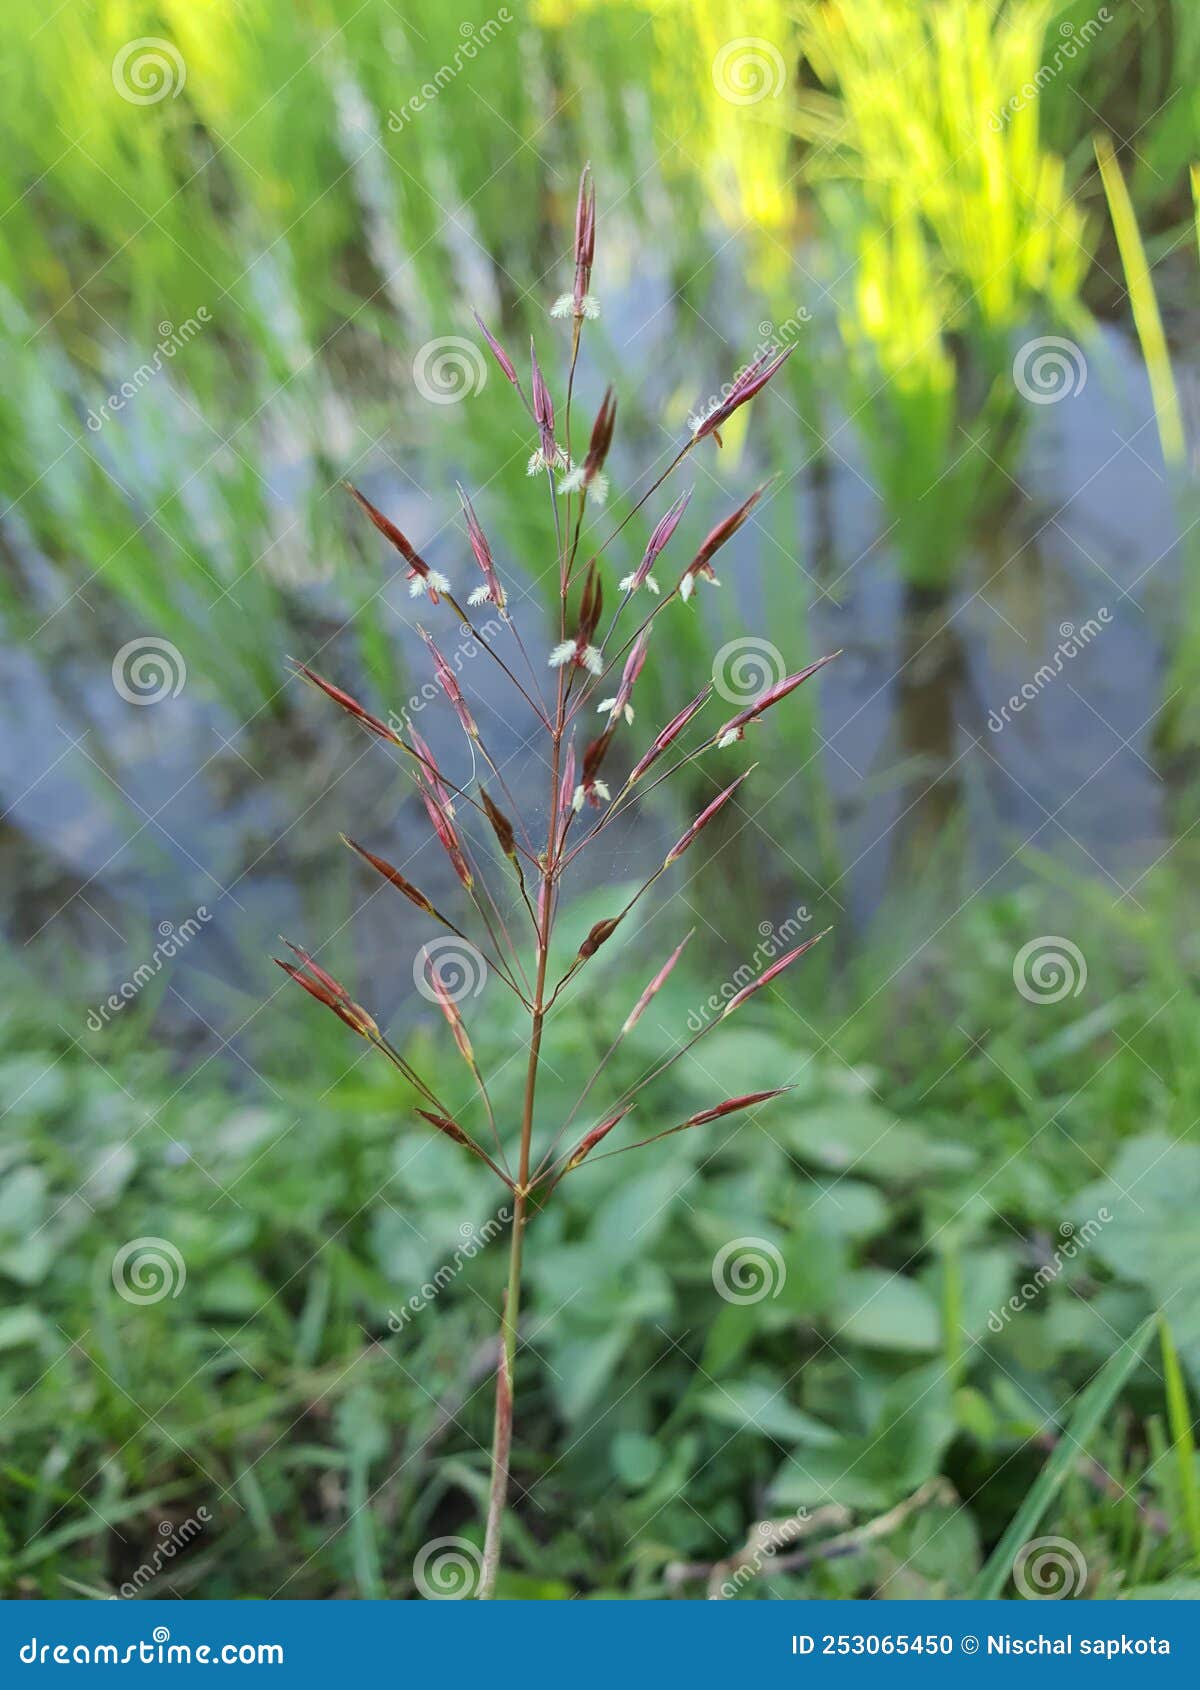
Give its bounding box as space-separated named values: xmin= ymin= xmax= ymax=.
xmin=715 ymin=654 xmax=839 ymax=748
xmin=472 ymin=310 xmax=518 ymax=386
xmin=565 ymin=1105 xmax=630 ymax=1171
xmin=721 ymin=929 xmax=831 ymax=1018
xmin=344 ymin=483 xmax=449 ymax=601
xmin=664 ymin=769 xmax=752 ymax=866
xmin=627 ymin=686 xmax=711 ymax=785
xmin=690 ymin=346 xmax=794 ymax=444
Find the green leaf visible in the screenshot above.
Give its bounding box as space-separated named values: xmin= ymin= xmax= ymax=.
xmin=832 ymin=1269 xmax=941 ymax=1353
xmin=972 ymin=1314 xmax=1155 ymax=1599
xmin=611 ymin=1431 xmax=660 ymax=1489
xmin=697 ymin=1380 xmax=841 ymax=1446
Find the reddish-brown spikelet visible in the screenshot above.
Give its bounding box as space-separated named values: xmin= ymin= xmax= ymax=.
xmin=274 ymin=942 xmax=379 ymax=1039
xmin=678 ymin=1088 xmax=792 ymax=1128
xmin=621 ymin=929 xmax=694 ymax=1035
xmin=408 ymin=723 xmax=455 ymax=814
xmin=580 ymin=387 xmax=616 ymax=482
xmin=627 ymin=686 xmax=711 ymax=786
xmin=479 ymin=788 xmax=517 ymax=860
xmin=576 ymin=914 xmax=621 ymax=961
xmin=424 ymin=956 xmax=475 ymax=1065
xmin=458 ymin=485 xmax=506 ymax=609
xmin=421 ymin=790 xmax=474 ymax=889
xmin=692 ymin=346 xmax=794 ymax=443
xmin=714 ymin=653 xmax=840 ymax=747
xmin=344 ymin=483 xmax=442 ymax=602
xmin=566 ymin=1104 xmax=631 ymax=1171
xmin=680 ymin=484 xmax=766 ymax=599
xmin=416 ymin=1107 xmax=473 ymax=1148
xmin=420 ymin=627 xmax=479 ymax=741
xmin=557 ymin=735 xmax=577 ymax=824
xmin=530 ymin=339 xmax=557 ymax=464
xmin=664 ymin=769 xmax=753 ymax=866
xmin=472 ymin=310 xmax=518 ymax=386
xmin=289 ymin=660 xmax=402 ymax=745
xmin=721 ymin=929 xmax=831 ymax=1018
xmin=340 ymin=835 xmax=436 ymax=916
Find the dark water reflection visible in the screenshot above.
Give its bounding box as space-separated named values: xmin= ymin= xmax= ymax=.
xmin=0 ymin=292 xmax=1181 ymax=1048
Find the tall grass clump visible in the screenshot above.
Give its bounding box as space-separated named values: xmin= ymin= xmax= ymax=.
xmin=273 ymin=170 xmax=836 ymax=1596
xmin=790 ymin=0 xmax=1089 ymax=586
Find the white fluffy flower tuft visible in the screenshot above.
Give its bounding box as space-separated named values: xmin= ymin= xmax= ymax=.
xmin=619 ymin=571 xmax=660 ymax=596
xmin=409 ymin=570 xmax=450 ymax=598
xmin=597 ymin=696 xmax=634 ymax=725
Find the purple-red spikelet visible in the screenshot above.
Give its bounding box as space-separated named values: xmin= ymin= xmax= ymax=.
xmin=458 ymin=485 xmax=507 ymax=610
xmin=679 ymin=485 xmax=766 ymax=602
xmin=472 ymin=310 xmax=518 ymax=386
xmin=678 ymin=1088 xmax=792 ymax=1128
xmin=289 ymin=660 xmax=402 ymax=746
xmin=691 ymin=346 xmax=794 ymax=444
xmin=664 ymin=769 xmax=752 ymax=866
xmin=627 ymin=685 xmax=711 ymax=786
xmin=721 ymin=930 xmax=831 ymax=1018
xmin=714 ymin=653 xmax=840 ymax=748
xmin=620 ymin=488 xmax=691 ymax=595
xmin=621 ymin=930 xmax=694 ymax=1035
xmin=425 ymin=955 xmax=475 ymax=1065
xmin=421 ymin=789 xmax=474 ymax=890
xmin=566 ymin=1104 xmax=631 ymax=1171
xmin=274 ymin=941 xmax=379 ymax=1039
xmin=344 ymin=483 xmax=448 ymax=602
xmin=341 ymin=835 xmax=437 ymax=916
xmin=420 ymin=627 xmax=479 ymax=741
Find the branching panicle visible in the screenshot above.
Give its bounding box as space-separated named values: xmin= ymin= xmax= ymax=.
xmin=274 ymin=168 xmax=836 ymax=1599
